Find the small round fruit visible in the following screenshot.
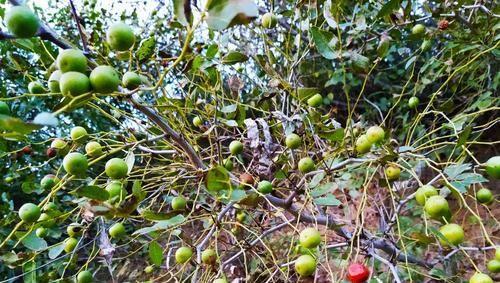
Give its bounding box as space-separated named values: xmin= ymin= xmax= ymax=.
xmin=105 ymin=158 xmax=128 ymax=179
xmin=144 ymin=265 xmax=154 ymax=273
xmin=171 ymin=196 xmax=187 ymax=210
xmin=438 ymin=223 xmax=464 ymax=246
xmin=39 ymin=213 xmax=56 ymax=228
xmin=285 ymin=133 xmax=302 ymax=149
xmin=496 ymin=248 xmax=500 ymax=260
xmin=70 ymin=126 xmax=88 ymax=142
xmin=421 ymin=40 xmax=432 ymax=52
xmin=299 ymin=227 xmax=321 ymax=249
xmin=229 ymin=140 xmax=243 ymax=155
xmin=107 ymin=22 xmax=136 ymax=51
xmin=48 ymin=70 xmax=62 ymax=93
xmin=415 ymin=185 xmax=438 ymax=205
xmin=347 ymin=263 xmax=370 ymax=283
xmin=4 ymin=6 xmax=40 ymax=38
xmin=40 ymin=174 xmax=60 ymax=190
xmin=19 ymin=203 xmax=41 ymax=223
xmin=67 ymin=223 xmax=83 ymax=237
xmin=385 ymin=166 xmax=401 ymax=181
xmin=106 ymin=181 xmax=127 ymax=202
xmin=412 ymin=24 xmax=426 ymax=36
xmin=223 ymin=158 xmax=233 ymax=171
xmin=257 ymin=180 xmax=273 ymax=194
xmin=43 ymin=202 xmax=58 ymax=212
xmin=355 ymin=134 xmax=372 ymax=154
xmin=46 ymin=147 xmax=57 ymax=158
xmin=408 ymin=96 xmax=419 ymax=108
xmin=201 ymin=248 xmax=217 ymax=264
xmin=485 ymin=156 xmax=500 ymax=179
xmin=487 ymin=259 xmax=500 ymax=273
xmin=85 ymin=141 xmax=103 ymax=157
xmin=89 ymin=65 xmax=120 ymax=94
xmin=57 ymin=49 xmax=88 ymax=73
xmin=469 ymin=273 xmax=493 ymax=283
xmin=294 ymin=255 xmax=316 ymax=277
xmin=59 ymin=72 xmax=91 ymax=96
xmin=64 ymin=237 xmax=78 ymax=253
xmin=424 ymin=195 xmax=450 ymax=220
xmin=213 ymin=279 xmax=228 ymax=283
xmin=476 ymin=188 xmax=493 ymax=204
xmin=366 ymin=126 xmax=385 ymax=143
xmin=261 ymin=12 xmax=278 ymax=28
xmin=307 ymin=94 xmax=323 ymax=107
xmin=63 ymin=152 xmax=88 ymax=176
xmin=122 ymin=71 xmax=142 ymax=90
xmin=192 ymin=116 xmax=203 ymax=127
xmin=298 ymin=157 xmax=315 ymax=173
xmin=175 ymin=246 xmax=193 ymax=264
xmin=109 ymin=222 xmax=126 ymax=239
xmin=0 ymin=101 xmax=10 ymax=115
xmin=28 ymin=81 xmax=45 ymax=94
xmin=76 ymin=270 xmax=93 ymax=283
xmin=36 ymin=227 xmax=47 ymax=238
xmin=51 ymin=138 xmax=67 ymax=151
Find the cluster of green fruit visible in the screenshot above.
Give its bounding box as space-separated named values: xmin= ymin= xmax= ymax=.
xmin=355 ymin=125 xmax=385 ymax=154
xmin=294 ymin=228 xmax=321 ymax=277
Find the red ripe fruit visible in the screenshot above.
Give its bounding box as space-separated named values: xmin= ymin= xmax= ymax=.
xmin=438 ymin=19 xmax=449 ymax=30
xmin=239 ymin=173 xmax=255 ymax=186
xmin=22 ymin=146 xmax=32 ymax=155
xmin=46 ymin=147 xmax=57 ymax=158
xmin=347 ymin=263 xmax=370 ymax=283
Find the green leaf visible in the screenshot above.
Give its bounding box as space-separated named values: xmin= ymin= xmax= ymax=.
xmin=172 ymin=0 xmax=192 ymax=26
xmin=18 ymin=231 xmax=48 ymax=251
xmin=456 ymin=125 xmax=471 ymax=147
xmin=219 ymin=104 xmax=237 ymax=113
xmin=444 ymin=164 xmax=471 ymax=180
xmin=0 ymin=114 xmax=42 ymax=135
xmin=133 ymin=214 xmax=185 ymax=235
xmin=48 ymin=243 xmax=65 ymax=259
xmin=206 ymin=166 xmax=231 ymax=192
xmin=314 ymin=194 xmax=341 ymax=206
xmin=377 ymin=0 xmax=401 ymax=18
xmin=76 ymin=186 xmax=109 ymax=201
xmin=308 ymin=172 xmax=325 ymax=189
xmin=222 ymin=51 xmax=248 ymax=65
xmin=206 ymin=0 xmax=258 ymax=30
xmin=206 ymin=44 xmax=219 ymax=59
xmin=136 ymin=37 xmax=156 ymax=63
xmin=310 ymin=27 xmax=337 ymax=59
xmin=230 ymin=189 xmax=247 ymax=202
xmin=148 ymin=241 xmax=163 ymax=266
xmin=132 ymin=181 xmax=145 ymax=202
xmin=140 ymin=210 xmax=179 ymax=221
xmin=310 ymin=182 xmax=337 ymax=197
xmin=23 ymin=261 xmax=36 ymax=283
xmin=125 ymin=151 xmax=135 ymax=174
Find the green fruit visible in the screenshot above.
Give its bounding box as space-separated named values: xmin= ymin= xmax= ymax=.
xmin=28 ymin=81 xmax=45 ymax=94
xmin=48 ymin=70 xmax=62 ymax=93
xmin=106 ymin=181 xmax=127 ymax=201
xmin=366 ymin=126 xmax=385 ymax=143
xmin=469 ymin=273 xmax=493 ymax=283
xmin=487 ymin=259 xmax=500 ymax=273
xmin=59 ymin=72 xmax=91 ymax=97
xmin=424 ymin=195 xmax=450 ymax=220
xmin=35 ymin=227 xmax=47 ymax=238
xmin=261 ymin=12 xmax=278 ymax=28
xmin=40 ymin=174 xmax=60 ymax=190
xmin=496 ymin=248 xmax=500 ymax=260
xmin=105 ymin=158 xmax=129 ymax=179
xmin=294 ymin=255 xmax=316 ymax=277
xmin=285 ymin=133 xmax=302 ymax=149
xmin=415 ymin=185 xmax=438 ymax=205
xmin=57 ymin=49 xmax=88 ymax=73
xmin=438 ymin=223 xmax=464 ymax=246
xmin=4 ymin=176 xmax=14 ymax=183
xmin=171 ymin=196 xmax=187 ymax=210
xmin=377 ymin=35 xmax=391 ymax=58
xmin=298 ymin=157 xmax=315 ymax=173
xmin=201 ymin=248 xmax=217 ymax=264
xmin=144 ymin=265 xmax=154 ymax=273
xmin=213 ymin=279 xmax=228 ymax=283
xmin=229 ymin=140 xmax=243 ymax=155
xmin=408 ymin=96 xmax=419 ymax=108
xmin=192 ymin=116 xmax=203 ymax=127
xmin=63 ymin=152 xmax=88 ymax=176
xmin=122 ymin=71 xmax=142 ymax=90
xmin=67 ymin=223 xmax=83 ymax=237
xmin=257 ymin=180 xmax=273 ymax=194
xmin=51 ymin=138 xmax=67 ymax=150
xmin=38 ymin=213 xmax=56 ymax=228
xmin=107 ymin=22 xmax=136 ymax=51
xmin=43 ymin=202 xmax=58 ymax=212
xmin=64 ymin=237 xmax=78 ymax=253
xmin=307 ymin=94 xmax=323 ymax=107
xmin=77 ymin=270 xmax=93 ymax=283
xmin=476 ymin=188 xmax=493 ymax=204
xmin=175 ymin=246 xmax=193 ymax=264
xmin=385 ymin=166 xmax=401 ymax=181
xmin=223 ymin=158 xmax=234 ymax=171
xmin=4 ymin=6 xmax=40 ymax=38
xmin=355 ymin=134 xmax=372 ymax=154
xmin=236 ymin=211 xmax=246 ymax=222
xmin=412 ymin=24 xmax=426 ymax=36
xmin=70 ymin=126 xmax=88 ymax=142
xmin=485 ymin=156 xmax=500 ymax=179
xmin=0 ymin=101 xmax=10 ymax=115
xmin=18 ymin=203 xmax=41 ymax=223
xmin=89 ymin=65 xmax=120 ymax=94
xmin=85 ymin=141 xmax=103 ymax=157
xmin=109 ymin=222 xmax=126 ymax=238
xmin=421 ymin=40 xmax=432 ymax=52
xmin=299 ymin=227 xmax=321 ymax=249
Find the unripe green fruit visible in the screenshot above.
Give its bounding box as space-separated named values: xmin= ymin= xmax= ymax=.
xmin=109 ymin=222 xmax=126 ymax=239
xmin=408 ymin=96 xmax=419 ymax=108
xmin=385 ymin=166 xmax=401 ymax=181
xmin=63 ymin=152 xmax=88 ymax=176
xmin=51 ymin=138 xmax=68 ymax=150
xmin=213 ymin=279 xmax=228 ymax=283
xmin=294 ymin=244 xmax=316 ymax=256
xmin=377 ymin=36 xmax=391 ymax=58
xmin=59 ymin=72 xmax=91 ymax=97
xmin=412 ymin=24 xmax=426 ymax=36
xmin=421 ymin=40 xmax=432 ymax=52
xmin=77 ymin=270 xmax=93 ymax=283
xmin=298 ymin=157 xmax=315 ymax=173
xmin=122 ymin=71 xmax=142 ymax=90
xmin=201 ymin=248 xmax=217 ymax=264
xmin=285 ymin=133 xmax=302 ymax=149
xmin=485 ymin=156 xmax=500 ymax=179
xmin=4 ymin=6 xmax=40 ymax=38
xmin=4 ymin=176 xmax=14 ymax=183
xmin=307 ymin=94 xmax=323 ymax=107
xmin=229 ymin=140 xmax=243 ymax=155
xmin=192 ymin=116 xmax=203 ymax=127
xmin=36 ymin=227 xmax=47 ymax=238
xmin=424 ymin=195 xmax=450 ymax=220
xmin=38 ymin=213 xmax=56 ymax=228
xmin=171 ymin=196 xmax=187 ymax=210
xmin=0 ymin=101 xmax=10 ymax=115
xmin=355 ymin=134 xmax=372 ymax=154
xmin=487 ymin=259 xmax=500 ymax=273
xmin=105 ymin=158 xmax=128 ymax=179
xmin=261 ymin=12 xmax=278 ymax=28
xmin=496 ymin=248 xmax=500 ymax=260
xmin=70 ymin=126 xmax=88 ymax=142
xmin=299 ymin=227 xmax=321 ymax=249
xmin=19 ymin=203 xmax=41 ymax=223
xmin=57 ymin=49 xmax=88 ymax=73
xmin=43 ymin=202 xmax=58 ymax=212
xmin=107 ymin=22 xmax=136 ymax=51
xmin=476 ymin=188 xmax=493 ymax=204
xmin=469 ymin=273 xmax=493 ymax=283
xmin=40 ymin=174 xmax=60 ymax=190
xmin=236 ymin=211 xmax=246 ymax=222
xmin=223 ymin=158 xmax=234 ymax=171
xmin=90 ymin=65 xmax=121 ymax=94
xmin=144 ymin=265 xmax=154 ymax=273
xmin=257 ymin=180 xmax=273 ymax=194
xmin=106 ymin=181 xmax=127 ymax=201
xmin=64 ymin=237 xmax=78 ymax=253
xmin=28 ymin=81 xmax=45 ymax=94
xmin=294 ymin=254 xmax=316 ymax=277
xmin=415 ymin=185 xmax=438 ymax=205
xmin=175 ymin=246 xmax=193 ymax=264
xmin=85 ymin=141 xmax=103 ymax=157
xmin=366 ymin=126 xmax=385 ymax=143
xmin=48 ymin=70 xmax=62 ymax=93
xmin=67 ymin=223 xmax=83 ymax=237
xmin=438 ymin=223 xmax=464 ymax=246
